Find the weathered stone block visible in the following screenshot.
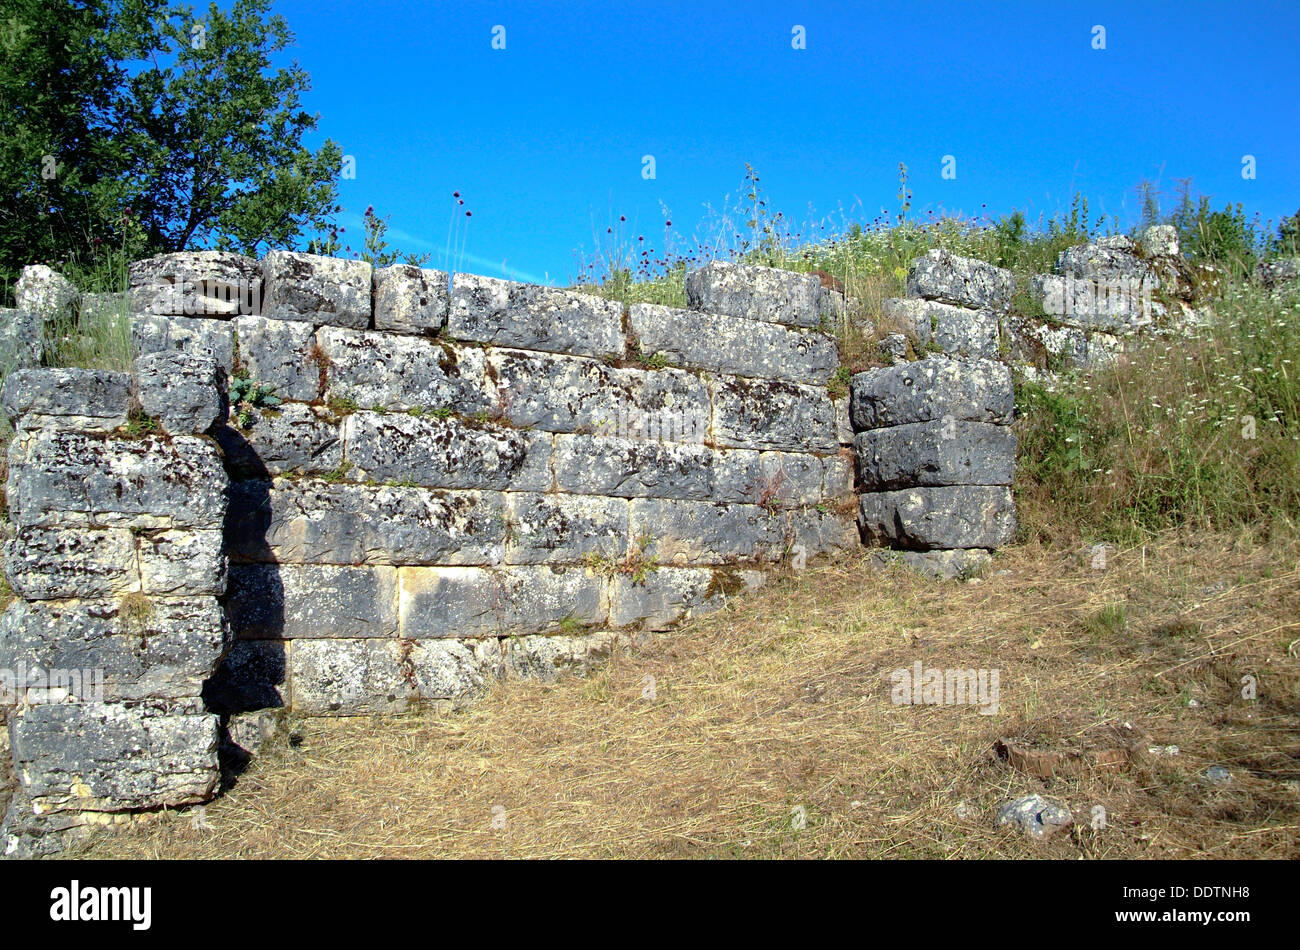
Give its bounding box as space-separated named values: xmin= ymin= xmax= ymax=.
xmin=822 ymin=452 xmax=855 ymax=501
xmin=685 ymin=261 xmax=830 ymax=328
xmin=289 ymin=639 xmax=414 ymax=716
xmin=1 ymin=368 xmax=132 ymax=432
xmin=14 ymin=265 xmax=77 ymax=319
xmin=4 ymin=526 xmax=139 ymax=600
xmin=629 ymin=302 xmax=837 ymax=383
xmin=0 ymin=597 xmax=228 ymax=702
xmin=316 ymin=327 xmax=492 ymax=413
xmin=607 ymin=566 xmax=764 ymax=629
xmin=261 ymin=251 xmax=372 ymax=328
xmin=399 ymin=566 xmax=605 ymax=638
xmin=906 ymin=249 xmax=1014 ymax=310
xmin=854 ymin=422 xmax=1016 ymax=489
xmin=553 ymin=433 xmax=714 ymax=499
xmin=373 ymin=264 xmax=449 ymax=334
xmin=214 ymin=403 xmax=342 ymax=478
xmin=0 ymin=308 xmax=43 ymax=370
xmin=133 ymin=314 xmax=236 ymax=377
xmin=488 ymin=348 xmax=710 ymax=441
xmin=409 ymin=638 xmax=502 ymax=703
xmin=449 ymin=274 xmax=626 ymax=358
xmin=129 ymin=251 xmax=261 ymax=316
xmin=227 ymin=563 xmax=399 ymax=639
xmin=505 ymin=492 xmax=628 ymax=564
xmin=9 ymin=702 xmax=219 ymax=812
xmin=503 ymin=632 xmax=621 ymax=683
xmin=834 ymin=394 xmax=853 ymax=445
xmin=227 ymin=479 xmax=507 ymax=566
xmin=858 ymin=486 xmax=1016 ymax=550
xmin=870 ymin=547 xmax=993 ymax=580
xmin=629 ymin=498 xmax=787 ymax=565
xmin=343 ymin=411 xmax=552 ymax=491
xmin=1030 ymin=273 xmax=1156 ymax=333
xmin=137 ymin=528 xmax=226 ymax=595
xmin=235 ymin=315 xmax=320 ymax=402
xmin=849 ymin=357 xmax=1013 ymax=431
xmin=134 ymin=350 xmax=224 ymax=435
xmin=881 ymin=297 xmax=1001 ymax=359
xmin=6 ymin=431 xmax=227 ymax=529
xmin=708 ymin=376 xmax=838 ymax=452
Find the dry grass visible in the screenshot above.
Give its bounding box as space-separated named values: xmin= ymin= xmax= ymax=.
xmin=76 ymin=529 xmax=1300 ymax=860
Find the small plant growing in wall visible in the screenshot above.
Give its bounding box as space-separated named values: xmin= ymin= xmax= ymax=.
xmin=123 ymin=406 xmax=161 ymax=438
xmin=583 ymin=533 xmax=659 ymax=584
xmin=230 ymin=377 xmax=281 ymax=429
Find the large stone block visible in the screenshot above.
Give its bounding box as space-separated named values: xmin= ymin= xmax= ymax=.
xmin=373 ymin=264 xmax=449 ymax=334
xmin=1 ymin=368 xmax=132 ymax=432
xmin=227 ymin=563 xmax=399 ymax=639
xmin=858 ymin=486 xmax=1016 ymax=550
xmin=261 ymin=251 xmax=372 ymax=328
xmin=685 ymin=261 xmax=830 ymax=328
xmin=488 ymin=348 xmax=710 ymax=441
xmin=214 ymin=403 xmax=343 ymax=479
xmin=6 ymin=431 xmax=227 ymax=529
xmin=505 ymin=492 xmax=628 ymax=564
xmin=9 ymin=702 xmax=220 ymax=813
xmin=629 ymin=302 xmax=837 ymax=383
xmin=503 ymin=632 xmax=621 ymax=683
xmin=134 ymin=350 xmax=224 ymax=435
xmin=449 ymin=274 xmax=626 ymax=358
xmin=129 ymin=251 xmax=261 ymax=316
xmin=1030 ymin=273 xmax=1157 ymax=333
xmin=132 ymin=314 xmax=236 ymax=377
xmin=315 ymin=327 xmax=492 ymax=413
xmin=0 ymin=598 xmax=228 ymax=703
xmin=708 ymin=376 xmax=838 ymax=452
xmin=880 ymin=298 xmax=1001 ymax=359
xmin=4 ymin=526 xmax=139 ymax=600
xmin=822 ymin=452 xmax=855 ymax=501
xmin=235 ymin=315 xmax=321 ymax=402
xmin=398 ymin=565 xmax=605 ymax=638
xmin=854 ymin=421 xmax=1016 ymax=489
xmin=227 ymin=479 xmax=506 ymax=566
xmin=409 ymin=638 xmax=503 ymax=704
xmin=14 ymin=265 xmax=77 ymax=319
xmin=137 ymin=528 xmax=226 ymax=595
xmin=0 ymin=308 xmax=43 ymax=370
xmin=553 ymin=433 xmax=714 ymax=499
xmin=906 ymin=249 xmax=1014 ymax=310
xmin=629 ymin=498 xmax=787 ymax=565
xmin=849 ymin=357 xmax=1013 ymax=431
xmin=289 ymin=639 xmax=415 ymax=715
xmin=342 ymin=411 xmax=552 ymax=491
xmin=607 ymin=566 xmax=764 ymax=629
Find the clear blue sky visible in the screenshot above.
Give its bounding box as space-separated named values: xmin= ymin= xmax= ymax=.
xmin=276 ymin=0 xmax=1300 ymax=284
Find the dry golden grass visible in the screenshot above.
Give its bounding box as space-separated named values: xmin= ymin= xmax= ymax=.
xmin=74 ymin=529 xmax=1300 ymax=860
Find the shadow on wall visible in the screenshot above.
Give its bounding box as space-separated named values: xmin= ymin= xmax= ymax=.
xmin=199 ymin=429 xmax=287 ymax=785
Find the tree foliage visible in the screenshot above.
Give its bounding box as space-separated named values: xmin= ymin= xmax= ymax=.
xmin=0 ymin=0 xmax=341 ymax=282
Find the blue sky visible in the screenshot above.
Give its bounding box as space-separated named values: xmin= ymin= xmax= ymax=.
xmin=276 ymin=0 xmax=1300 ymax=284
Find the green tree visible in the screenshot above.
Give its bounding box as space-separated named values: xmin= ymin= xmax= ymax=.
xmin=0 ymin=0 xmax=341 ymax=286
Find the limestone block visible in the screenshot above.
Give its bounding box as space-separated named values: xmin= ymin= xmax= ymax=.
xmin=398 ymin=565 xmax=605 ymax=638
xmin=129 ymin=251 xmax=261 ymax=316
xmin=504 ymin=492 xmax=629 ymax=564
xmin=4 ymin=526 xmax=139 ymax=600
xmin=1 ymin=368 xmax=132 ymax=432
xmin=858 ymin=486 xmax=1016 ymax=550
xmin=449 ymin=273 xmax=626 ymax=358
xmin=137 ymin=528 xmax=226 ymax=596
xmin=316 ymin=327 xmax=493 ymax=413
xmin=134 ymin=350 xmax=224 ymax=435
xmin=849 ymin=357 xmax=1013 ymax=431
xmin=214 ymin=403 xmax=342 ymax=478
xmin=906 ymin=249 xmax=1014 ymax=310
xmin=629 ymin=302 xmax=837 ymax=383
xmin=235 ymin=315 xmax=320 ymax=402
xmin=261 ymin=251 xmax=371 ymax=328
xmin=854 ymin=421 xmax=1016 ymax=489
xmin=133 ymin=314 xmax=235 ymax=377
xmin=289 ymin=639 xmax=414 ymax=716
xmin=685 ymin=261 xmax=830 ymax=328
xmin=373 ymin=264 xmax=449 ymax=334
xmin=708 ymin=376 xmax=838 ymax=452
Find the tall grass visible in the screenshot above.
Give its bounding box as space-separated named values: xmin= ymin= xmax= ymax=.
xmin=1014 ymin=278 xmax=1300 ymax=543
